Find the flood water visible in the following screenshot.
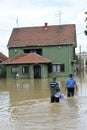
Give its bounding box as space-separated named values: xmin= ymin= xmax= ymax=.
xmin=0 ymin=72 xmax=87 ymax=130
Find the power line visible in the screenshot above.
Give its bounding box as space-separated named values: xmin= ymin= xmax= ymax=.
xmin=77 ymin=31 xmax=84 ymax=35
xmin=0 ymin=29 xmax=11 ymax=32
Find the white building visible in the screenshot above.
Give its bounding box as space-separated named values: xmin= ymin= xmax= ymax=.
xmin=76 ymin=52 xmax=87 ymax=70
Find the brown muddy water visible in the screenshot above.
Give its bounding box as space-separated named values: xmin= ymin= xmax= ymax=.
xmin=0 ymin=72 xmax=87 ymax=130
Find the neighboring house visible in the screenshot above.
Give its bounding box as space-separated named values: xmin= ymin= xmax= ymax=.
xmin=0 ymin=52 xmax=8 ymax=77
xmin=76 ymin=52 xmax=87 ymax=70
xmin=2 ymin=23 xmax=77 ymax=79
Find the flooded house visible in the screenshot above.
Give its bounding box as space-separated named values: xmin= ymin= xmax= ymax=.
xmin=0 ymin=52 xmax=8 ymax=77
xmin=2 ymin=23 xmax=77 ymax=79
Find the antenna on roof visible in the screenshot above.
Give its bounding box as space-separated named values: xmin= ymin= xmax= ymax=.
xmin=56 ymin=10 xmax=63 ymax=25
xmin=59 ymin=10 xmax=61 ymax=25
xmin=16 ymin=17 xmax=19 ymax=27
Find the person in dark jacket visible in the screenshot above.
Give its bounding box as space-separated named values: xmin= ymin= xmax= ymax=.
xmin=49 ymin=76 xmax=60 ymax=103
xmin=65 ymin=74 xmax=78 ymax=97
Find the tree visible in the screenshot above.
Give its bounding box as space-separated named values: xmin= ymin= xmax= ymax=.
xmin=84 ymin=12 xmax=87 ymax=35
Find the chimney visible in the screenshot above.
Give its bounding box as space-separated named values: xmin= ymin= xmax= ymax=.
xmin=44 ymin=23 xmax=48 ymax=30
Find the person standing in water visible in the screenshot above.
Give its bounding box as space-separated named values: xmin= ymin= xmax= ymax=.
xmin=16 ymin=73 xmax=19 ymax=80
xmin=49 ymin=76 xmax=60 ymax=103
xmin=65 ymin=74 xmax=78 ymax=97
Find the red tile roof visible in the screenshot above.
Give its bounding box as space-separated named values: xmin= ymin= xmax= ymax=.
xmin=2 ymin=53 xmax=51 ymax=64
xmin=7 ymin=24 xmax=77 ymax=47
xmin=0 ymin=52 xmax=8 ymax=61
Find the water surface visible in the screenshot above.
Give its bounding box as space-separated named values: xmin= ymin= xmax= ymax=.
xmin=0 ymin=73 xmax=87 ymax=130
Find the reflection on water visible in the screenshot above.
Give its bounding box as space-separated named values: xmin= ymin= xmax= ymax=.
xmin=0 ymin=92 xmax=10 ymax=120
xmin=0 ymin=73 xmax=87 ymax=129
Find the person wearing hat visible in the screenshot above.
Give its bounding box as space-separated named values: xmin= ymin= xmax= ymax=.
xmin=49 ymin=76 xmax=60 ymax=103
xmin=65 ymin=74 xmax=78 ymax=97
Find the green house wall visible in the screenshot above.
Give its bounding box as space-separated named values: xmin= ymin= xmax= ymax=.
xmin=42 ymin=45 xmax=74 ymax=76
xmin=6 ymin=64 xmax=48 ymax=79
xmin=8 ymin=44 xmax=75 ymax=78
xmin=0 ymin=64 xmax=6 ymax=78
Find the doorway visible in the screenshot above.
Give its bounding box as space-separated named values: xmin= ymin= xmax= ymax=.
xmin=34 ymin=65 xmax=41 ymax=78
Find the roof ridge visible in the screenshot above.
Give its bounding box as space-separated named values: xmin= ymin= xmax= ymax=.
xmin=13 ymin=23 xmax=75 ymax=29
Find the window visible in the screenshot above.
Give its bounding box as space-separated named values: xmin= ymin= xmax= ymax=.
xmin=22 ymin=66 xmax=29 ymax=74
xmin=52 ymin=64 xmax=65 ymax=72
xmin=11 ymin=67 xmax=18 ymax=73
xmin=24 ymin=49 xmax=42 ymax=55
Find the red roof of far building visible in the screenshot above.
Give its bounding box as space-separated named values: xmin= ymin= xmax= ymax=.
xmin=2 ymin=53 xmax=51 ymax=64
xmin=0 ymin=52 xmax=8 ymax=61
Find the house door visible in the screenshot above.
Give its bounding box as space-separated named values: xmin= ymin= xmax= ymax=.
xmin=34 ymin=65 xmax=41 ymax=78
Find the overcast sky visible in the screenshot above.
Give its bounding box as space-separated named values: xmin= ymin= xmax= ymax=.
xmin=0 ymin=0 xmax=87 ymax=56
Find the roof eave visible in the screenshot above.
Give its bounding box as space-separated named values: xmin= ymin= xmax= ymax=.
xmin=7 ymin=42 xmax=76 ymax=48
xmin=2 ymin=61 xmax=52 ymax=65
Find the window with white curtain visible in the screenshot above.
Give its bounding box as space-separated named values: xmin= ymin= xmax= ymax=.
xmin=22 ymin=66 xmax=29 ymax=74
xmin=52 ymin=64 xmax=65 ymax=72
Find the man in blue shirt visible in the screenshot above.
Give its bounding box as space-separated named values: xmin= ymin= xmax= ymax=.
xmin=65 ymin=74 xmax=78 ymax=97
xmin=49 ymin=76 xmax=60 ymax=103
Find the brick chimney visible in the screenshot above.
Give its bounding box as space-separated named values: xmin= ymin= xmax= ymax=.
xmin=44 ymin=23 xmax=48 ymax=30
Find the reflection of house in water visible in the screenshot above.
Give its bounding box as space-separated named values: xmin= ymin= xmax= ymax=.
xmin=76 ymin=52 xmax=87 ymax=70
xmin=6 ymin=78 xmax=49 ymax=103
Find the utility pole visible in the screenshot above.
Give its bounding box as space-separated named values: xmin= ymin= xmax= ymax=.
xmin=56 ymin=10 xmax=63 ymax=25
xmin=79 ymin=45 xmax=81 ymax=71
xmin=16 ymin=17 xmax=19 ymax=27
xmin=59 ymin=10 xmax=61 ymax=25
